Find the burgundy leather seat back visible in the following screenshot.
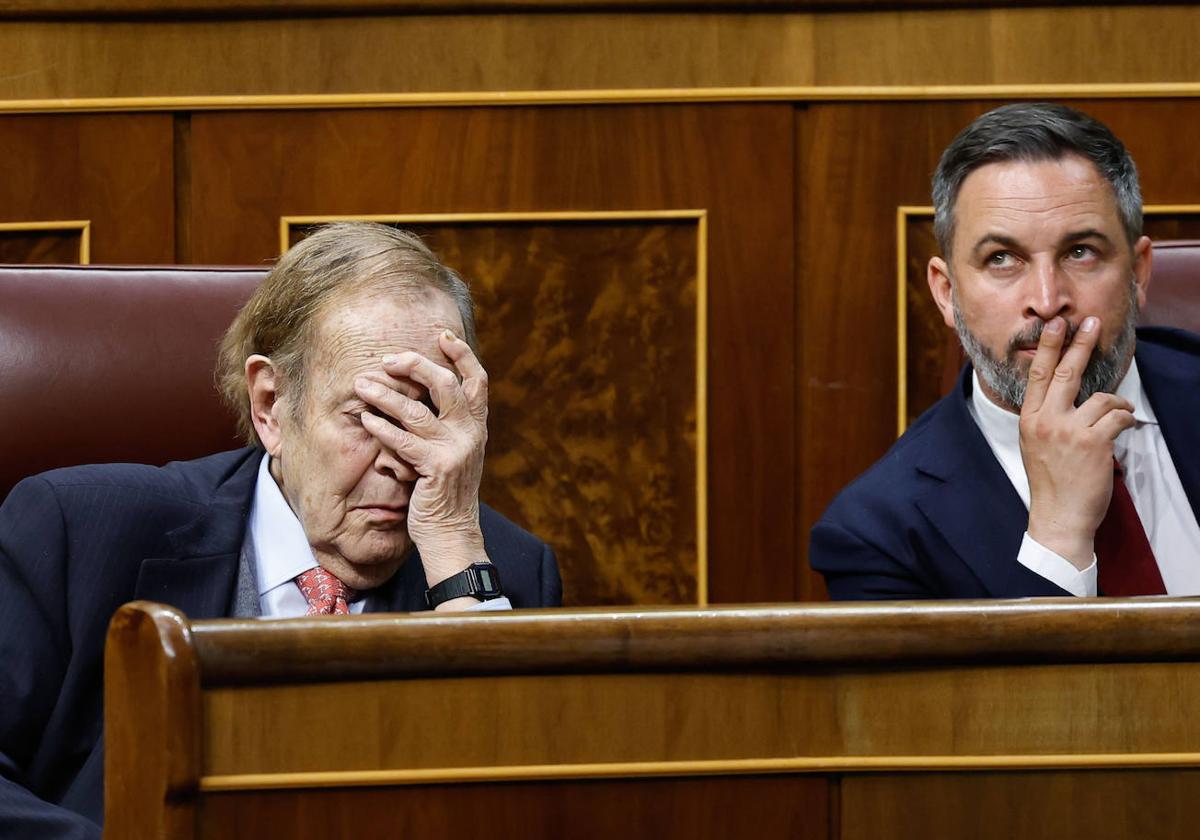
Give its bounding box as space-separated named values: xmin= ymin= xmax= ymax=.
xmin=1141 ymin=240 xmax=1200 ymax=332
xmin=0 ymin=265 xmax=267 ymax=501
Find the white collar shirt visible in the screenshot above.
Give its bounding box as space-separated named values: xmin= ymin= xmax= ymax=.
xmin=967 ymin=359 xmax=1200 ymax=596
xmin=248 ymin=453 xmax=368 ymax=617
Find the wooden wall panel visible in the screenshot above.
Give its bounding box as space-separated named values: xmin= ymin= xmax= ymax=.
xmin=199 ymin=776 xmax=829 ymax=840
xmin=842 ymin=770 xmax=1200 ymax=840
xmin=4 ymin=6 xmax=1200 ymax=102
xmin=187 ymin=105 xmax=795 ymax=606
xmin=796 ymin=102 xmax=981 ymax=600
xmin=0 ymin=114 xmax=174 ymax=262
xmin=0 ymin=14 xmax=814 ymax=100
xmin=797 ymin=98 xmax=1200 ymax=600
xmin=0 ymin=226 xmax=85 ymax=263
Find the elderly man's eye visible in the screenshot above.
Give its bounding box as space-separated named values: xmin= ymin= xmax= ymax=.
xmin=351 ymin=406 xmax=388 ymax=425
xmin=987 ymin=251 xmax=1014 ymax=267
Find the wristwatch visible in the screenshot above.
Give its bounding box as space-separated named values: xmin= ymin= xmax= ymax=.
xmin=425 ymin=562 xmax=504 ymax=608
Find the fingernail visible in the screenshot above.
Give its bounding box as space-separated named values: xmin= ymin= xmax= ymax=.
xmin=1046 ymin=318 xmax=1063 ymax=334
xmin=1081 ymin=316 xmax=1098 ymax=333
xmin=382 ymin=354 xmax=399 ymax=366
xmin=443 ymin=329 xmax=457 ymax=341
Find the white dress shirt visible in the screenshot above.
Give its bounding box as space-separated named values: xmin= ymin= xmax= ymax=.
xmin=248 ymin=454 xmax=511 ymax=617
xmin=967 ymin=360 xmax=1200 ymax=596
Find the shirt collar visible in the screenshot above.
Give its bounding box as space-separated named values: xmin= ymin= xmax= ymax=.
xmin=248 ymin=452 xmax=319 ymax=595
xmin=1116 ymin=357 xmax=1157 ymax=425
xmin=970 ymin=356 xmax=1155 ymax=450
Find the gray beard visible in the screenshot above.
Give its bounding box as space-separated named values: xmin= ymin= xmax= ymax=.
xmin=952 ymin=286 xmax=1138 ymax=412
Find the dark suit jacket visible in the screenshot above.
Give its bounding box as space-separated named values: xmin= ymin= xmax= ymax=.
xmin=0 ymin=447 xmax=562 ymax=839
xmin=810 ymin=327 xmax=1200 ymax=600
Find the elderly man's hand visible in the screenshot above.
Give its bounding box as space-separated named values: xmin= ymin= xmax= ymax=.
xmin=1020 ymin=316 xmax=1135 ymax=569
xmin=354 ymin=330 xmax=490 ymax=597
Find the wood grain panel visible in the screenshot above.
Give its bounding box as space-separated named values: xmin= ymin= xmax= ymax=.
xmin=809 ymin=6 xmax=1200 ymax=87
xmin=189 ymin=598 xmax=1200 ymax=685
xmin=0 ymin=0 xmax=1173 ymax=18
xmin=842 ymin=770 xmax=1200 ymax=840
xmin=189 ymin=105 xmax=794 ymax=605
xmin=202 ymin=660 xmax=1200 ymax=776
xmin=0 ymin=14 xmax=814 ymax=100
xmin=0 ymin=113 xmax=173 ymax=262
xmin=0 ymin=226 xmax=84 ymax=263
xmin=198 ymin=775 xmax=828 ymax=840
xmin=796 ymin=101 xmax=985 ymax=600
xmin=104 ymin=603 xmax=202 ymax=840
xmin=5 ymin=6 xmax=1200 ymax=101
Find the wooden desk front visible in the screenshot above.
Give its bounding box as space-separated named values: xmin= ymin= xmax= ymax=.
xmin=105 ymin=599 xmax=1200 ymax=839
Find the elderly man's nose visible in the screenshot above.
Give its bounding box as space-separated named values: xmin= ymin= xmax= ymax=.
xmin=375 ymin=447 xmax=417 ymax=482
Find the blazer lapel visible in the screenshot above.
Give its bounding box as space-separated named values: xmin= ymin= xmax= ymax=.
xmin=912 ymin=369 xmax=1070 ymax=597
xmin=134 ymin=450 xmax=262 ymax=620
xmin=368 ymin=550 xmax=430 ymax=613
xmin=1137 ymin=334 xmax=1200 ymax=520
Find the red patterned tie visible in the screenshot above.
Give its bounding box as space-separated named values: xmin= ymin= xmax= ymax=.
xmin=1095 ymin=459 xmax=1166 ymax=596
xmin=295 ymin=567 xmax=356 ymax=615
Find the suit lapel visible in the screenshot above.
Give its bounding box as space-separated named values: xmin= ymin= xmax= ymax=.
xmin=368 ymin=550 xmax=430 ymax=613
xmin=912 ymin=369 xmax=1070 ymax=597
xmin=134 ymin=449 xmax=262 ymax=620
xmin=1137 ymin=335 xmax=1200 ymax=520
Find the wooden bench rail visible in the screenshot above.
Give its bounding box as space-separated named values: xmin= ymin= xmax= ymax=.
xmin=185 ymin=597 xmax=1200 ymax=686
xmin=104 ymin=598 xmax=1200 ymax=839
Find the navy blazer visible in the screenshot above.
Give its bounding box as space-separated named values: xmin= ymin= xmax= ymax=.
xmin=810 ymin=328 xmax=1200 ymax=600
xmin=0 ymin=447 xmax=562 ymax=838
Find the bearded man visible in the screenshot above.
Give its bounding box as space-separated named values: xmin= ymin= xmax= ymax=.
xmin=810 ymin=102 xmax=1200 ymax=599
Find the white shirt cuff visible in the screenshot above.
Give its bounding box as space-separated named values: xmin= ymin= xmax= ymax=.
xmin=464 ymin=596 xmax=513 ymax=612
xmin=1017 ymin=532 xmax=1097 ymax=597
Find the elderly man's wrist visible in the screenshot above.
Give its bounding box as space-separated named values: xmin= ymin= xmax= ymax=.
xmin=415 ymin=531 xmax=490 ymax=585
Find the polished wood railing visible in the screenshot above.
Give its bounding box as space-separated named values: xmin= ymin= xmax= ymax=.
xmin=106 ymin=598 xmax=1200 ymax=839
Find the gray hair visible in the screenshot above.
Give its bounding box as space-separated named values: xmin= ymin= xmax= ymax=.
xmin=217 ymin=222 xmax=477 ymax=447
xmin=932 ymin=103 xmax=1143 ymax=257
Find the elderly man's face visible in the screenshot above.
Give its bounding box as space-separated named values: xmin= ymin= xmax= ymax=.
xmin=271 ymin=287 xmax=465 ymax=588
xmin=928 ymin=154 xmax=1152 ymax=411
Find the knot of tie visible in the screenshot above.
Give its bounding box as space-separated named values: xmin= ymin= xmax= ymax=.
xmin=295 ymin=567 xmax=356 ymax=615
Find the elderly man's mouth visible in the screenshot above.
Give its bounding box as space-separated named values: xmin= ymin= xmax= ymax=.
xmin=356 ymin=504 xmax=408 ymax=522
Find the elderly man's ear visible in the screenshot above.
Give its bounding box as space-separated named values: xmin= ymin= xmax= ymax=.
xmin=246 ymin=354 xmax=285 ymax=456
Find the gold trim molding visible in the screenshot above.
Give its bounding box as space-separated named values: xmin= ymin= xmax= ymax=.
xmin=10 ymin=83 xmax=1200 ymax=114
xmin=895 ymin=204 xmax=1200 ymax=434
xmin=0 ymin=219 xmax=90 ymax=263
xmin=200 ymin=750 xmax=1200 ymax=792
xmin=282 ymin=210 xmax=709 ymax=605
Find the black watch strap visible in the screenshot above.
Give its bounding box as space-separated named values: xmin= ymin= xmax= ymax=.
xmin=425 ymin=562 xmax=503 ymax=608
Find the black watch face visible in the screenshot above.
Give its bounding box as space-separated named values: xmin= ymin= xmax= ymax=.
xmin=476 ymin=565 xmax=499 ymax=594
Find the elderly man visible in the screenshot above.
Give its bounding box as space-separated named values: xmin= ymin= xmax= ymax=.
xmin=0 ymin=223 xmax=561 ymax=838
xmin=811 ymin=103 xmax=1200 ymax=600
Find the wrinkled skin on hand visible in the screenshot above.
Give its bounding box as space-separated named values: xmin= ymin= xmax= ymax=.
xmin=355 ymin=329 xmax=491 ymax=595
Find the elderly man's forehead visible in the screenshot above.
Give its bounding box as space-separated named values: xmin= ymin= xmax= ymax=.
xmin=308 ymin=286 xmax=463 ymax=371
